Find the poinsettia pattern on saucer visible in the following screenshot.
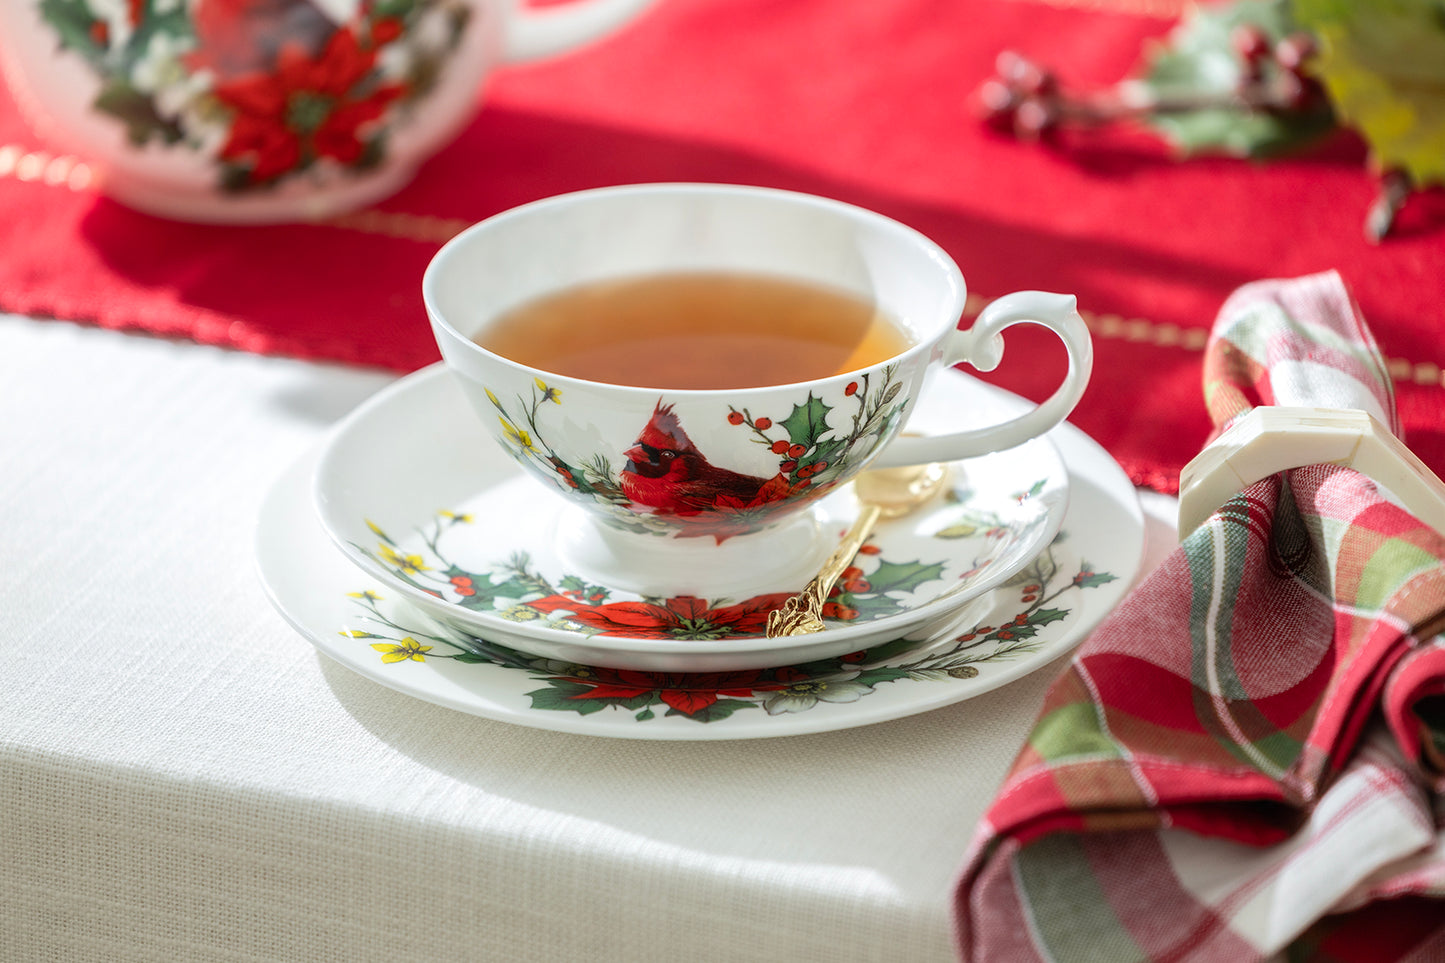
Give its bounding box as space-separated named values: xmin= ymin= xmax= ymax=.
xmin=354 ymin=467 xmax=1049 ymax=642
xmin=340 ymin=534 xmax=1119 ymax=725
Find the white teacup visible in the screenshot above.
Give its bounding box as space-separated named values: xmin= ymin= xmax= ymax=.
xmin=424 ymin=183 xmax=1092 ymax=596
xmin=0 ymin=0 xmax=653 ymax=223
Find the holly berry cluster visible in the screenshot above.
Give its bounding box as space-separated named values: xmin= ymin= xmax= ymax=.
xmin=978 ymin=29 xmax=1325 ymax=145
xmin=726 ymin=408 xmax=831 ymax=480
xmin=977 ymin=50 xmax=1068 ymax=142
xmin=955 ymin=611 xmax=1032 ymax=645
xmin=1225 ymin=25 xmax=1325 ymax=112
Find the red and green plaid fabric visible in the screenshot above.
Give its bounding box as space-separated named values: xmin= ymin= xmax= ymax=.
xmin=953 ymin=271 xmax=1445 ymax=963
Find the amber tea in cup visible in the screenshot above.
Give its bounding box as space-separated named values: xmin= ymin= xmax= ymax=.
xmin=474 ymin=270 xmax=913 ymax=390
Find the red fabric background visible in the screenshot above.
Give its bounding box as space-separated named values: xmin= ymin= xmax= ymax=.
xmin=2 ymin=0 xmax=1442 ymax=492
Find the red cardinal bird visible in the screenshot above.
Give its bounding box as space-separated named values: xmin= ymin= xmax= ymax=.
xmin=620 ymin=403 xmax=771 ymax=515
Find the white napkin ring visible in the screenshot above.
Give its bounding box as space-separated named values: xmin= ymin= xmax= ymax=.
xmin=1177 ymin=406 xmax=1445 ymax=539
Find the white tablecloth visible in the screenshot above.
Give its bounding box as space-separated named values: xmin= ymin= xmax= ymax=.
xmin=0 ymin=315 xmax=1176 ymax=962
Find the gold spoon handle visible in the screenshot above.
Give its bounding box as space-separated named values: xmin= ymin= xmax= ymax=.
xmin=765 ymin=503 xmax=884 ymax=637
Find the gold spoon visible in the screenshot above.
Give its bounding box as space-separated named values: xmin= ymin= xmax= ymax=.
xmin=766 ymin=461 xmax=951 ymax=637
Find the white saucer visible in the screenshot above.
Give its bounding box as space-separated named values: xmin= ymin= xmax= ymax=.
xmin=312 ymin=365 xmax=1069 ymax=671
xmin=257 ymin=404 xmax=1145 ymax=740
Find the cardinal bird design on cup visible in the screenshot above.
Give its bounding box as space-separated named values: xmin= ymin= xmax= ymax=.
xmin=425 ymin=184 xmax=1092 ymax=597
xmin=621 ymin=403 xmax=771 ymax=516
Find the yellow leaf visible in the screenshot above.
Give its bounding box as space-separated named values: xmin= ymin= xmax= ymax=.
xmin=1297 ymin=1 xmax=1445 ymax=184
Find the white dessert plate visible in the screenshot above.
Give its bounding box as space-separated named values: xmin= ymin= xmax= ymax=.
xmin=312 ymin=365 xmax=1069 ymax=671
xmin=257 ymin=395 xmax=1145 ymax=740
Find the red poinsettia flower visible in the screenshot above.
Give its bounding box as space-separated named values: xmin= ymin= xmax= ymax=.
xmin=525 ymin=592 xmax=794 ymax=640
xmin=213 ymin=27 xmax=405 ymax=184
xmin=558 ymin=666 xmax=783 ymax=716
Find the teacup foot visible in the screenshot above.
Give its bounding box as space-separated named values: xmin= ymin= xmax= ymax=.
xmin=551 ymin=505 xmax=833 ymax=600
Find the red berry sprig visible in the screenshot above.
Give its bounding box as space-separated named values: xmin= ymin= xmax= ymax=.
xmin=973 ymin=32 xmax=1435 ymax=239
xmin=977 ymin=33 xmax=1327 ymax=143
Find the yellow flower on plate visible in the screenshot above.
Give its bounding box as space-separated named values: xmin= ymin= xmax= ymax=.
xmin=347 ymin=590 xmax=383 ymax=601
xmin=439 ymin=510 xmax=473 ymax=524
xmin=371 ymin=638 xmax=432 ymax=663
xmin=535 ymin=377 xmax=562 ymax=404
xmin=378 ymin=543 xmax=429 ymax=575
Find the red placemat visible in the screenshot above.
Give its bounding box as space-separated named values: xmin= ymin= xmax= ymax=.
xmin=3 ymin=0 xmax=1442 ymax=492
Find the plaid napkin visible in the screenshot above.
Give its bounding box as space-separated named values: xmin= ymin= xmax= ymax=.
xmin=954 ymin=271 xmax=1445 ymax=963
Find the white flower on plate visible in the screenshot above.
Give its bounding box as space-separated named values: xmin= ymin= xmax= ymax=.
xmin=762 ymin=670 xmax=875 ymax=715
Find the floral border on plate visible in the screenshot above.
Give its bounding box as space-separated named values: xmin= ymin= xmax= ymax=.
xmin=336 ymin=531 xmax=1116 ymax=726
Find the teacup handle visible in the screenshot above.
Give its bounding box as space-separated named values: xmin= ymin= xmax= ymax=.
xmin=505 ymin=0 xmax=657 ymax=63
xmin=872 ymin=291 xmax=1094 ymax=468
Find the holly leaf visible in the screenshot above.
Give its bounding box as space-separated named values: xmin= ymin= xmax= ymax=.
xmin=1075 ymin=570 xmax=1119 ymax=590
xmin=864 ymin=558 xmax=947 ymax=595
xmin=780 ymin=394 xmax=833 ymax=451
xmin=1029 ymin=607 xmax=1071 ymax=627
xmin=843 ymin=593 xmax=908 ymax=622
xmin=806 ymin=435 xmax=849 ymax=472
xmin=38 ymin=0 xmax=104 ymax=60
xmin=1140 ymin=0 xmax=1335 ymax=156
xmin=1293 ymin=0 xmax=1445 ymax=186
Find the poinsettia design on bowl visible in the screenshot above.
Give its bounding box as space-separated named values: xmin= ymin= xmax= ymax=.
xmin=483 ymin=368 xmax=907 ymax=542
xmin=1 ymin=0 xmax=651 ymax=219
xmin=29 ymin=0 xmax=467 ymax=191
